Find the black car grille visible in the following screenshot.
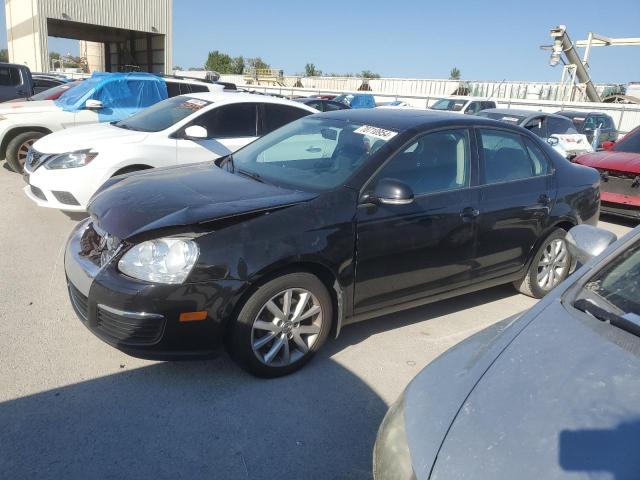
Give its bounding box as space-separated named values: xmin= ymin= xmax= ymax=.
xmin=30 ymin=185 xmax=46 ymax=201
xmin=52 ymin=190 xmax=80 ymax=206
xmin=68 ymin=283 xmax=89 ymax=322
xmin=96 ymin=307 xmax=165 ymax=345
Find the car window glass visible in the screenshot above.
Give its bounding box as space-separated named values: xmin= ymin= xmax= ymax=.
xmin=305 ymin=101 xmax=322 ymax=111
xmin=193 ymin=103 xmax=257 ymax=138
xmin=548 ymin=117 xmax=577 ymax=135
xmin=166 ymin=81 xmax=182 ymax=97
xmin=583 ymin=116 xmax=597 ymax=130
xmin=324 ymin=101 xmax=345 ymax=111
xmin=263 ymin=104 xmax=310 ymax=134
xmin=34 ymin=79 xmax=58 ymax=88
xmin=525 ymin=117 xmax=544 ymax=137
xmin=0 ymin=67 xmax=20 ymax=86
xmin=189 ymin=84 xmax=209 ymax=93
xmin=523 ymin=138 xmax=550 ymax=176
xmin=466 ymin=102 xmax=480 ymax=114
xmin=375 ymin=129 xmax=471 ymax=195
xmin=480 ymin=129 xmax=543 ymax=183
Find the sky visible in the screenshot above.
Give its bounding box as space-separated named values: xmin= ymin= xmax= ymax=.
xmin=1 ymin=0 xmax=639 ymax=83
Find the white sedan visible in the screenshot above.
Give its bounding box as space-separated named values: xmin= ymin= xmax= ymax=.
xmin=23 ymin=92 xmax=317 ymax=211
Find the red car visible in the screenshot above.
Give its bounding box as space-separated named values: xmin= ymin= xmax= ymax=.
xmin=574 ymin=126 xmax=640 ymax=219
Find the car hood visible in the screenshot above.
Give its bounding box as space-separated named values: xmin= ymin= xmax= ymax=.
xmin=575 ymin=150 xmax=640 ymax=174
xmin=0 ymin=100 xmax=59 ymax=116
xmin=33 ymin=123 xmax=148 ymax=154
xmin=428 ymin=299 xmax=640 ymax=479
xmin=89 ymin=163 xmax=317 ymax=240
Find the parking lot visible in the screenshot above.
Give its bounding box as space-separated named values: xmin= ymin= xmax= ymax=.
xmin=0 ymin=167 xmax=634 ymax=480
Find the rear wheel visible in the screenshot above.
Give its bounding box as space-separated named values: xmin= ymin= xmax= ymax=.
xmin=227 ymin=272 xmax=333 ymax=377
xmin=6 ymin=131 xmax=45 ymax=173
xmin=514 ymin=228 xmax=571 ymax=298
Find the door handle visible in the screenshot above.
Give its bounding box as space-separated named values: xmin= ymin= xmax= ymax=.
xmin=460 ymin=207 xmax=480 ymax=222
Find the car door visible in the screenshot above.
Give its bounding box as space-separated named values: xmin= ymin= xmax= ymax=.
xmin=472 ymin=128 xmax=554 ymax=281
xmin=354 ymin=128 xmax=478 ymax=314
xmin=176 ymin=102 xmax=259 ymax=163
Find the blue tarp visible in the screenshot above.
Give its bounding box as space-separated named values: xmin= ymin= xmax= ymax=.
xmin=55 ymin=72 xmax=168 ymax=122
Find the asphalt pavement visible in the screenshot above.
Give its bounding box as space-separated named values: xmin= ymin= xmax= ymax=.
xmin=0 ymin=167 xmax=634 ymax=479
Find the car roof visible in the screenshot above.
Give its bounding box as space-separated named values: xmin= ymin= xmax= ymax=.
xmin=316 ymin=108 xmax=521 ymax=132
xmin=181 ymin=91 xmax=318 ymax=111
xmin=480 ymin=108 xmax=569 ymax=120
xmin=556 ymin=110 xmax=609 ymax=118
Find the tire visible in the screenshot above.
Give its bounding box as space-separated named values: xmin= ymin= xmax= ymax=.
xmin=514 ymin=228 xmax=572 ymax=299
xmin=6 ymin=131 xmax=45 ymax=173
xmin=227 ymin=272 xmax=333 ymax=378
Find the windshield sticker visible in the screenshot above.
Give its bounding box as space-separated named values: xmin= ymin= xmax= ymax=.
xmin=181 ymin=99 xmax=210 ymax=111
xmin=501 ymin=116 xmax=521 ymax=123
xmin=354 ymin=125 xmax=398 ymax=141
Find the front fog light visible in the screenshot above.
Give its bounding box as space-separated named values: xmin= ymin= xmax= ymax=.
xmin=373 ymin=392 xmax=416 ymax=480
xmin=118 ymin=238 xmax=199 ymax=284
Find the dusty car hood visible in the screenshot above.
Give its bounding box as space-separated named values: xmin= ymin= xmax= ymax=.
xmin=575 ymin=150 xmax=640 ymax=175
xmin=33 ymin=123 xmax=148 ymax=154
xmin=89 ymin=163 xmax=317 ymax=240
xmin=0 ymin=100 xmax=59 ymax=115
xmin=429 ymin=299 xmax=640 ymax=479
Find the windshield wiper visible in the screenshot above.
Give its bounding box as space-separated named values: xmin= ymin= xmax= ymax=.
xmin=236 ymin=168 xmax=265 ymax=183
xmin=574 ymin=297 xmax=640 ymax=337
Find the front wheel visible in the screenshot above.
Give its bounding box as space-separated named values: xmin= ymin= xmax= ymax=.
xmin=514 ymin=228 xmax=572 ymax=299
xmin=6 ymin=131 xmax=45 ymax=173
xmin=227 ymin=272 xmax=333 ymax=377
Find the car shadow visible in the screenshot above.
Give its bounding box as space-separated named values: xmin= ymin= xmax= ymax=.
xmin=329 ymin=284 xmax=520 ymax=355
xmin=60 ymin=210 xmax=89 ymax=221
xmin=600 ymin=213 xmax=639 ymax=228
xmin=0 ymin=356 xmax=384 ymax=480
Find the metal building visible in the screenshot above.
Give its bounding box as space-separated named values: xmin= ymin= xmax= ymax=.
xmin=4 ymin=0 xmax=172 ymax=74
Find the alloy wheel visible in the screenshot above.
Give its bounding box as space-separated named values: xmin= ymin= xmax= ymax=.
xmin=17 ymin=139 xmax=36 ymax=169
xmin=251 ymin=288 xmax=323 ymax=367
xmin=536 ymin=238 xmax=569 ymax=291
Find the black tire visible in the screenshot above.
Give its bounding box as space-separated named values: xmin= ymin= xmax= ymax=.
xmin=6 ymin=131 xmax=45 ymax=173
xmin=227 ymin=272 xmax=333 ymax=378
xmin=514 ymin=228 xmax=572 ymax=299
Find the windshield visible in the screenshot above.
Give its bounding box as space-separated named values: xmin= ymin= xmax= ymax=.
xmin=227 ymin=117 xmax=397 ymax=191
xmin=430 ymin=98 xmax=467 ymax=112
xmin=30 ymin=82 xmax=78 ymax=101
xmin=612 ymin=128 xmax=640 ymax=154
xmin=578 ymin=239 xmax=640 ymax=317
xmin=476 ymin=111 xmax=526 ymax=124
xmin=114 ymin=96 xmax=211 ymax=132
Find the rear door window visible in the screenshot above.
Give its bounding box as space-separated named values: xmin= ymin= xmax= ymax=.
xmin=189 ymin=84 xmax=209 ymax=93
xmin=480 ymin=129 xmax=547 ymax=183
xmin=525 ymin=117 xmax=545 ymax=138
xmin=262 ymin=104 xmax=310 ymax=134
xmin=165 ymin=81 xmax=182 ymax=97
xmin=548 ymin=117 xmax=577 ymax=135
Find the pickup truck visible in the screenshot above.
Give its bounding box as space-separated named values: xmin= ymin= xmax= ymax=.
xmin=0 ymin=63 xmax=34 ymax=102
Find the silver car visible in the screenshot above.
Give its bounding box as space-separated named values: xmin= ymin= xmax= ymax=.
xmin=374 ymin=223 xmax=640 ymax=479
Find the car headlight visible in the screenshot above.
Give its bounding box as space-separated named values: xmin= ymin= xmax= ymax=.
xmin=373 ymin=391 xmax=416 ymax=480
xmin=118 ymin=238 xmax=199 ymax=284
xmin=45 ymin=149 xmax=98 ymax=169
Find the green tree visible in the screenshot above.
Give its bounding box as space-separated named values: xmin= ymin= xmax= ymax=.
xmin=231 ymin=56 xmax=245 ymax=74
xmin=360 ymin=70 xmax=380 ymax=79
xmin=204 ymin=50 xmax=233 ymax=74
xmin=449 ymin=67 xmax=461 ymax=80
xmin=304 ymin=63 xmax=321 ymax=77
xmin=0 ymin=49 xmax=8 ymax=62
xmin=247 ymin=57 xmax=269 ymax=70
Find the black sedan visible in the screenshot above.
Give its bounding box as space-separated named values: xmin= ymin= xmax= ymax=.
xmin=294 ymin=97 xmax=351 ymax=112
xmin=557 ymin=110 xmax=618 ymax=148
xmin=64 ymin=109 xmax=600 ymax=377
xmin=373 ymin=223 xmax=639 ymax=480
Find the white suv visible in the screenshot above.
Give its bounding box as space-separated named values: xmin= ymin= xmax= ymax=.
xmin=0 ymin=74 xmax=224 ymax=173
xmin=23 ymin=92 xmax=317 ymax=211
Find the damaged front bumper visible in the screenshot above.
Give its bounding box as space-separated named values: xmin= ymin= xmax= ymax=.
xmin=64 ymin=219 xmax=246 ymax=360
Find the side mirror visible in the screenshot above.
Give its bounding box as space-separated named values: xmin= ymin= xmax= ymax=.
xmin=602 ymin=141 xmax=615 ymax=150
xmin=365 ymin=178 xmax=414 ymax=206
xmin=85 ymin=99 xmax=103 ymax=110
xmin=547 ymin=137 xmax=559 ymax=147
xmin=183 ymin=125 xmax=208 ymax=140
xmin=566 ymin=224 xmax=617 ymax=267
